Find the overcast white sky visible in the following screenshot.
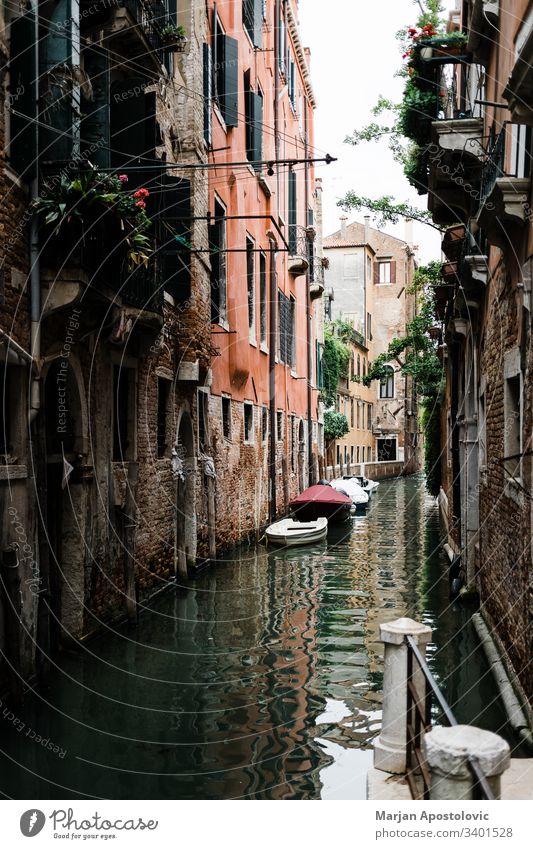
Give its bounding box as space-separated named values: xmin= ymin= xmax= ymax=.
xmin=299 ymin=0 xmax=455 ymax=263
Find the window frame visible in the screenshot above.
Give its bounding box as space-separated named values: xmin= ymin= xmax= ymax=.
xmin=379 ymin=366 xmax=395 ymax=400
xmin=222 ymin=394 xmax=232 ymax=442
xmin=244 ymin=401 xmax=254 ymax=444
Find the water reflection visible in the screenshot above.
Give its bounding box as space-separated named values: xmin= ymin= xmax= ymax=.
xmin=0 ymin=476 xmax=517 ymax=799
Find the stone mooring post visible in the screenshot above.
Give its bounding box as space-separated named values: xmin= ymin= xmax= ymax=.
xmin=424 ymin=725 xmax=511 ymax=800
xmin=374 ymin=617 xmax=432 ymax=774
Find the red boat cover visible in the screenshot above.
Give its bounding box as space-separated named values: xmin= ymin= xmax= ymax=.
xmin=290 ymin=485 xmax=352 ymax=506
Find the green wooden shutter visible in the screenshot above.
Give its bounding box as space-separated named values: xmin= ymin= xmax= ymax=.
xmin=253 ymin=0 xmax=263 ymax=47
xmin=40 ymin=0 xmax=73 ymax=162
xmin=8 ymin=13 xmax=37 ymax=177
xmin=110 ymin=80 xmax=156 ymax=196
xmin=158 ymin=176 xmax=191 ymax=302
xmin=209 ymin=221 xmax=220 ymax=322
xmin=81 ymin=46 xmax=110 ymax=168
xmin=252 ymin=90 xmax=263 ymax=169
xmin=288 ymin=170 xmax=297 ymax=254
xmin=203 ymin=43 xmax=212 ymax=145
xmin=222 ymin=35 xmax=239 ymax=127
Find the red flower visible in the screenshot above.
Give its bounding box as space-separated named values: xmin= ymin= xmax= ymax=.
xmin=133 ymin=187 xmax=150 ymax=198
xmin=135 ymin=200 xmax=146 ymax=209
xmin=118 ymin=174 xmax=128 ymax=182
xmin=408 ymin=27 xmax=417 ymax=35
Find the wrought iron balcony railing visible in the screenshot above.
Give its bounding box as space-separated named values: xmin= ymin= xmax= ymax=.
xmin=479 ymin=126 xmax=506 ymax=209
xmin=80 ymin=0 xmax=167 ymax=56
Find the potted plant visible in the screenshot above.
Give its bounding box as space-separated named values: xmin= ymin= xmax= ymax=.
xmin=33 ymin=169 xmax=154 ymax=270
xmin=160 ymin=24 xmax=187 ymax=52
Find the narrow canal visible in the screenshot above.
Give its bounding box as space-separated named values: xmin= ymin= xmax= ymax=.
xmin=0 ymin=476 xmax=519 ymax=800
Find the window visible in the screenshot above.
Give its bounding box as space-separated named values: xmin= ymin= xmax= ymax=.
xmin=379 ymin=366 xmax=394 ymax=399
xmin=336 ymin=445 xmax=340 ymax=465
xmin=203 ymin=43 xmax=212 ymax=145
xmin=222 ymin=395 xmax=232 ymax=440
xmin=198 ymin=389 xmax=209 ymax=451
xmin=350 ymin=355 xmax=355 ymax=380
xmin=277 ymin=411 xmax=284 ymax=441
xmin=262 ymin=406 xmax=269 ymax=442
xmin=213 ymin=14 xmax=239 ymax=127
xmin=245 ymin=71 xmax=263 ymax=169
xmin=504 ymin=374 xmax=522 ymax=479
xmin=363 ymin=359 xmax=367 ymax=379
xmin=368 ymin=403 xmax=373 ymax=431
xmin=243 ymin=0 xmax=263 ymax=47
xmin=288 ymin=169 xmax=297 ymax=254
xmin=375 ymin=260 xmax=396 ymax=285
xmin=378 ymin=437 xmax=397 ymax=462
xmin=278 ymin=1 xmax=287 ymax=74
xmin=367 ymin=446 xmax=372 ymax=462
xmin=210 ymin=198 xmax=227 ymax=323
xmin=289 ymin=60 xmax=296 ymax=109
xmin=259 ymin=252 xmax=267 ymax=347
xmin=350 ymin=399 xmax=354 ymax=428
xmin=367 ymin=313 xmax=372 ymax=340
xmin=157 ymin=379 xmax=169 ymax=458
xmin=246 ymin=236 xmax=256 ymax=340
xmin=350 ymin=446 xmax=354 ymax=464
xmin=113 ymin=366 xmax=136 ymax=461
xmin=0 ymin=365 xmax=21 ymax=461
xmin=290 ymin=415 xmax=296 ymax=471
xmin=356 ymin=446 xmax=360 ymax=464
xmin=244 ymin=402 xmax=254 ymax=443
xmin=278 ymin=291 xmax=295 ymax=367
xmin=357 ymin=354 xmax=361 ymax=379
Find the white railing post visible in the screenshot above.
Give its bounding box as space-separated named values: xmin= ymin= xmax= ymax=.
xmin=424 ymin=725 xmax=511 ymax=800
xmin=374 ymin=617 xmax=432 ymax=774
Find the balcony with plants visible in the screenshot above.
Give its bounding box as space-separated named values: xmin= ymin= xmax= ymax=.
xmin=288 ymin=225 xmax=312 ymax=275
xmin=476 ymin=124 xmax=532 ymax=249
xmin=34 ymin=169 xmax=163 ymax=321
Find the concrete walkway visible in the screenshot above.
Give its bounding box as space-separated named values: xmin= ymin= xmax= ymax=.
xmin=367 ymin=760 xmax=533 ymax=801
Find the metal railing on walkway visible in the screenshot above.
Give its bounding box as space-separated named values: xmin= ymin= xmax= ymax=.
xmin=405 ymin=634 xmax=495 ymax=801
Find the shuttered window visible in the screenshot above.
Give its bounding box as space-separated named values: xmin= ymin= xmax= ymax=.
xmin=213 ymin=14 xmax=239 ymax=128
xmin=81 ymin=45 xmax=110 ymax=168
xmin=40 ymin=0 xmax=73 ymax=162
xmin=246 ymin=236 xmax=256 ymax=340
xmin=209 ymin=198 xmax=227 ymax=324
xmin=158 ymin=176 xmax=192 ymax=302
xmin=203 ymin=43 xmax=212 ymax=145
xmin=288 ymin=170 xmax=297 ymax=254
xmin=110 ymin=80 xmax=157 ymax=197
xmin=8 ymin=12 xmax=37 ymax=176
xmin=243 ymin=0 xmax=263 ymax=47
xmin=259 ymin=252 xmax=267 ymax=346
xmin=278 ymin=291 xmax=295 ymax=367
xmin=245 ymin=72 xmax=263 ymax=168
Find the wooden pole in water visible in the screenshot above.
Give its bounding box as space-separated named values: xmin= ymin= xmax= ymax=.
xmin=124 ymin=461 xmax=138 ymax=626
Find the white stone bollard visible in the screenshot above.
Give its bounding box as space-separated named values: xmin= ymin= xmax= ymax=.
xmin=424 ymin=725 xmax=511 ymax=800
xmin=374 ymin=617 xmax=432 ymax=774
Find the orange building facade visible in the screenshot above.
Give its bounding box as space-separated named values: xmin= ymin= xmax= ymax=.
xmin=203 ymin=1 xmax=325 ymax=547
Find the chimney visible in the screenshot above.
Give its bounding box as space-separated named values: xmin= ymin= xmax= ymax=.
xmin=405 ymin=217 xmax=414 ymax=248
xmin=364 ymin=215 xmax=371 ymax=244
xmin=340 ymin=215 xmax=348 ymax=240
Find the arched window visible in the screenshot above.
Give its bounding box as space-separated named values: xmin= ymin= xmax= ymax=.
xmin=357 ymin=354 xmax=361 ymax=378
xmin=363 ymin=359 xmax=367 ymax=379
xmin=379 ymin=365 xmax=394 ymax=399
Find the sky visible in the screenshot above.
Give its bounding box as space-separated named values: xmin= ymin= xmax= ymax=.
xmin=298 ymin=0 xmax=456 ymax=263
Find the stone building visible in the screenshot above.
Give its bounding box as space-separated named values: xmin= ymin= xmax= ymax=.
xmin=204 ymin=0 xmax=325 ymax=547
xmin=0 ymin=0 xmax=213 ymax=694
xmin=422 ymin=0 xmax=532 ymax=709
xmin=323 ymin=217 xmax=420 ymax=473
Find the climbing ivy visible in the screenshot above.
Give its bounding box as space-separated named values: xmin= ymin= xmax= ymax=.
xmin=320 ymin=322 xmax=352 ymax=409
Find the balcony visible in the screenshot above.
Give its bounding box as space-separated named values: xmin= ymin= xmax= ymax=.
xmin=476 ymin=126 xmax=531 ymax=249
xmin=427 ymin=62 xmax=485 ymax=224
xmin=503 ymin=12 xmax=533 ymax=124
xmin=80 ymin=0 xmax=167 ymax=68
xmin=309 ymin=257 xmax=325 ymax=300
xmin=467 ymin=1 xmax=499 ymax=62
xmin=40 ymin=216 xmax=163 ymax=325
xmin=288 ymin=225 xmax=311 ymax=275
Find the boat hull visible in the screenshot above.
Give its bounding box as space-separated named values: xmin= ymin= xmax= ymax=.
xmin=265 ymin=517 xmax=328 ymax=546
xmin=291 ymin=501 xmax=351 ymax=523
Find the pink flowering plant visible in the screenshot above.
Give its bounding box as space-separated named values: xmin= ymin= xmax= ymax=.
xmin=33 ymin=168 xmax=153 ymax=269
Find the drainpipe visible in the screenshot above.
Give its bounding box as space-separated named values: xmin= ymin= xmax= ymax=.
xmin=28 ymin=0 xmax=40 ymax=422
xmin=269 ymin=239 xmax=277 ymax=521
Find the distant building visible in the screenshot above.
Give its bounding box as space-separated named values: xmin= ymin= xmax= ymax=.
xmin=323 ymin=217 xmax=420 ymax=473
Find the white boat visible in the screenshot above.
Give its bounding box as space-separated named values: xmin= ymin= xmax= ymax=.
xmin=331 ymin=478 xmax=369 ymax=509
xmin=342 ymin=474 xmax=380 ymax=496
xmin=265 ymin=517 xmax=328 ymax=546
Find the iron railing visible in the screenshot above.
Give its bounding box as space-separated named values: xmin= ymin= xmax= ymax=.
xmin=288 ymin=224 xmax=311 ymax=258
xmin=81 ymin=0 xmax=167 ymax=55
xmin=405 ymin=635 xmax=495 ymax=801
xmin=479 ymin=126 xmax=506 ymax=208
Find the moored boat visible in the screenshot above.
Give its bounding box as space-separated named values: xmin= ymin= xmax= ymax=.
xmin=342 ymin=474 xmax=380 ymax=496
xmin=290 ymin=484 xmax=352 ymax=523
xmin=265 ymin=517 xmax=328 ymax=546
xmin=331 ymin=478 xmax=369 ymax=509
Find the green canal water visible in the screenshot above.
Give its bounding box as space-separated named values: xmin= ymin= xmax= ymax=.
xmin=0 ymin=476 xmax=519 ymax=799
